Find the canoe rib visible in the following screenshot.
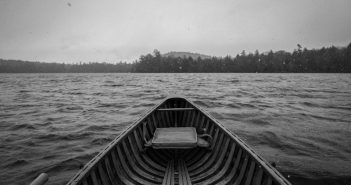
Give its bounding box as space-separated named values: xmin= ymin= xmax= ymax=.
xmin=66 ymin=97 xmax=291 ymax=185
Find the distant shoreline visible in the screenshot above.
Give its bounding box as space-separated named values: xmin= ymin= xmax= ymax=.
xmin=1 ymin=43 xmax=350 ymax=73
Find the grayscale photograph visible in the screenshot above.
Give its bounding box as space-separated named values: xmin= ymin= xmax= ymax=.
xmin=0 ymin=0 xmax=350 ymax=185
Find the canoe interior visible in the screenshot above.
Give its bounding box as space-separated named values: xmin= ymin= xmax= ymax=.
xmin=67 ymin=97 xmax=291 ymax=185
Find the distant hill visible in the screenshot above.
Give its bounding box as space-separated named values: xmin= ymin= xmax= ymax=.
xmin=162 ymin=51 xmax=212 ymax=59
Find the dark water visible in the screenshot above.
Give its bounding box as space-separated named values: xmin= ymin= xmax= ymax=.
xmin=0 ymin=73 xmax=350 ymax=185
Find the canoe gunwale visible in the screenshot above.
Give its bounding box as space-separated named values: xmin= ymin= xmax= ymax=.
xmin=66 ymin=96 xmax=291 ymax=185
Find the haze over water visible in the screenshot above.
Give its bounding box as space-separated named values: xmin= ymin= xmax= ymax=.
xmin=0 ymin=73 xmax=350 ymax=185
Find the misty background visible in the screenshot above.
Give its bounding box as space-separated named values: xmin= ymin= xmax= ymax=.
xmin=1 ymin=0 xmax=351 ymax=63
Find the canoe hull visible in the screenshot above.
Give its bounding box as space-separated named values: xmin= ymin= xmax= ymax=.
xmin=67 ymin=97 xmax=291 ymax=185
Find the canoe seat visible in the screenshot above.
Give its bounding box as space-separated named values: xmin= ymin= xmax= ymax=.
xmin=162 ymin=160 xmax=192 ymax=185
xmin=143 ymin=124 xmax=212 ymax=149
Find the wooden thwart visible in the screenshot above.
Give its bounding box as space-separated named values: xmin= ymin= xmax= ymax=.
xmin=150 ymin=127 xmax=198 ymax=149
xmin=144 ymin=127 xmax=212 ymax=149
xmin=157 ymin=108 xmax=195 ymax=111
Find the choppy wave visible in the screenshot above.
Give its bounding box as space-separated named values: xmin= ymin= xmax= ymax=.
xmin=0 ymin=73 xmax=350 ymax=185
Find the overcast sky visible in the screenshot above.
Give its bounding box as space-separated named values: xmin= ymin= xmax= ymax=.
xmin=0 ymin=0 xmax=351 ymax=63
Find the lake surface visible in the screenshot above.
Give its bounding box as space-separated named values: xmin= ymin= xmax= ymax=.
xmin=0 ymin=73 xmax=350 ymax=185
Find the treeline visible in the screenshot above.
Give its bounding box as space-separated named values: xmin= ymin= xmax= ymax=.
xmin=1 ymin=43 xmax=350 ymax=73
xmin=0 ymin=60 xmax=132 ymax=73
xmin=133 ymin=43 xmax=351 ymax=73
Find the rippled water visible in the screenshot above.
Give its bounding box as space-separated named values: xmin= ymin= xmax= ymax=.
xmin=0 ymin=73 xmax=350 ymax=185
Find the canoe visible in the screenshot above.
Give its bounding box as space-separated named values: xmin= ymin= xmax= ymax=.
xmin=66 ymin=97 xmax=291 ymax=185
